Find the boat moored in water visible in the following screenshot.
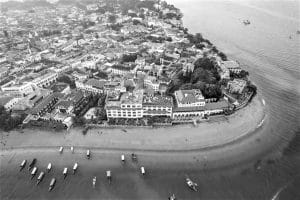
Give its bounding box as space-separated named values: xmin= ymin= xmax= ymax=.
xmin=131 ymin=153 xmax=137 ymax=162
xmin=59 ymin=146 xmax=63 ymax=154
xmin=31 ymin=167 xmax=38 ymax=179
xmin=87 ymin=150 xmax=91 ymax=159
xmin=28 ymin=158 xmax=37 ymax=171
xmin=36 ymin=172 xmax=45 ymax=185
xmin=73 ymin=163 xmax=78 ymax=174
xmin=20 ymin=160 xmax=26 ymax=171
xmin=63 ymin=167 xmax=68 ymax=179
xmin=92 ymin=176 xmax=96 ymax=188
xmin=121 ymin=154 xmax=125 ymax=163
xmin=71 ymin=146 xmax=74 ymax=153
xmin=168 ymin=194 xmax=176 ymax=200
xmin=186 ymin=177 xmax=198 ymax=191
xmin=106 ymin=170 xmax=111 ymax=183
xmin=141 ymin=167 xmax=146 ymax=175
xmin=47 ymin=163 xmax=52 ymax=172
xmin=48 ymin=178 xmax=56 ymax=192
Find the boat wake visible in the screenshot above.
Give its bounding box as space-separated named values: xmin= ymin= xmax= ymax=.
xmin=270 ymin=183 xmax=289 ymax=200
xmin=257 ymin=115 xmax=266 ymax=128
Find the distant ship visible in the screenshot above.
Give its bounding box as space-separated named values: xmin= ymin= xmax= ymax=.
xmin=243 ymin=20 xmax=251 ymax=25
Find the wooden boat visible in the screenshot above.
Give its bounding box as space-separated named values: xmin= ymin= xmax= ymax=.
xmin=59 ymin=146 xmax=63 ymax=154
xmin=73 ymin=163 xmax=78 ymax=174
xmin=186 ymin=177 xmax=198 ymax=191
xmin=28 ymin=158 xmax=37 ymax=170
xmin=141 ymin=167 xmax=146 ymax=175
xmin=31 ymin=167 xmax=38 ymax=179
xmin=36 ymin=172 xmax=45 ymax=185
xmin=92 ymin=176 xmax=96 ymax=188
xmin=131 ymin=153 xmax=137 ymax=162
xmin=63 ymin=167 xmax=68 ymax=179
xmin=86 ymin=150 xmax=90 ymax=159
xmin=20 ymin=160 xmax=26 ymax=171
xmin=168 ymin=194 xmax=176 ymax=200
xmin=106 ymin=170 xmax=111 ymax=183
xmin=48 ymin=178 xmax=56 ymax=192
xmin=47 ymin=163 xmax=52 ymax=173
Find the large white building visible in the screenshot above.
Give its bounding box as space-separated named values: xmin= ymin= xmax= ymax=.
xmin=75 ymin=78 xmax=106 ymax=94
xmin=106 ymin=90 xmax=144 ymax=119
xmin=142 ymin=94 xmax=173 ymax=117
xmin=32 ymin=72 xmax=58 ymax=88
xmin=174 ymin=89 xmax=205 ymax=107
xmin=1 ymin=81 xmax=35 ymax=97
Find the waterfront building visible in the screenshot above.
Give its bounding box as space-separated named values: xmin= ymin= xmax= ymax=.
xmin=1 ymin=81 xmax=34 ymax=97
xmin=0 ymin=96 xmax=20 ymax=111
xmin=106 ymin=90 xmax=144 ymax=119
xmin=30 ymin=92 xmax=62 ymax=117
xmin=142 ymin=94 xmax=173 ymax=117
xmin=227 ymin=79 xmax=247 ymax=94
xmin=174 ymin=89 xmax=205 ymax=108
xmin=219 ymin=60 xmax=242 ymax=74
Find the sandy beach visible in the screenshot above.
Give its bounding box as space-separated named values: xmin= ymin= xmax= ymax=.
xmin=0 ymin=96 xmax=265 ymax=152
xmin=0 ymin=95 xmax=272 ymax=173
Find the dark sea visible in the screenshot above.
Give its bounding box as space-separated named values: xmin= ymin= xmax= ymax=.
xmin=167 ymin=0 xmax=300 ymax=199
xmin=1 ymin=1 xmax=300 ymax=200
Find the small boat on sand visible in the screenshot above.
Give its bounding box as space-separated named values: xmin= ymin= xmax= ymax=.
xmin=48 ymin=178 xmax=56 ymax=192
xmin=47 ymin=163 xmax=52 ymax=173
xmin=36 ymin=172 xmax=45 ymax=185
xmin=186 ymin=177 xmax=198 ymax=191
xmin=20 ymin=160 xmax=26 ymax=171
xmin=28 ymin=158 xmax=37 ymax=171
xmin=73 ymin=163 xmax=78 ymax=174
xmin=31 ymin=167 xmax=38 ymax=179
xmin=92 ymin=176 xmax=96 ymax=188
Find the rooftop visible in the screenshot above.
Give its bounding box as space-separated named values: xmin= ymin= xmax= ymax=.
xmin=175 ymin=89 xmax=204 ymax=104
xmin=143 ymin=94 xmax=173 ymax=107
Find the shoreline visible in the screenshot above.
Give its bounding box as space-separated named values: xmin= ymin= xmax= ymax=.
xmin=0 ymin=95 xmax=266 ymax=153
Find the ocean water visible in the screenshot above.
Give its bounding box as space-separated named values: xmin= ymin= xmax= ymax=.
xmin=1 ymin=1 xmax=300 ymax=199
xmin=167 ymin=0 xmax=300 ymax=199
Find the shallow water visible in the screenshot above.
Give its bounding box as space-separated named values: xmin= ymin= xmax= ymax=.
xmin=1 ymin=0 xmax=300 ymax=199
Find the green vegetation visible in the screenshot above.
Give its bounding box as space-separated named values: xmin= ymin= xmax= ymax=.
xmin=0 ymin=106 xmax=25 ymax=131
xmin=57 ymin=75 xmax=76 ymax=89
xmin=167 ymin=57 xmax=223 ymax=99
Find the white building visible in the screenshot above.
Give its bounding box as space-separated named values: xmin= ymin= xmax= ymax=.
xmin=75 ymin=78 xmax=106 ymax=94
xmin=174 ymin=89 xmax=205 ymax=108
xmin=32 ymin=72 xmax=58 ymax=88
xmin=0 ymin=97 xmax=21 ymax=111
xmin=106 ymin=90 xmax=144 ymax=119
xmin=1 ymin=81 xmax=35 ymax=97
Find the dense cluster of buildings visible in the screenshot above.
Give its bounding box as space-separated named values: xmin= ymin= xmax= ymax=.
xmin=0 ymin=0 xmax=250 ymax=129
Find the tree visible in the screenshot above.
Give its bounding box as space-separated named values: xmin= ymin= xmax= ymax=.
xmin=57 ymin=75 xmax=76 ymax=89
xmin=108 ymin=14 xmax=116 ymax=24
xmin=218 ymin=52 xmax=227 ymax=61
